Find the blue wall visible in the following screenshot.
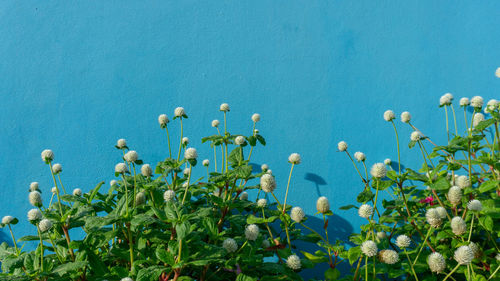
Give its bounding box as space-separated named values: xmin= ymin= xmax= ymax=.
xmin=1 ymin=1 xmax=499 ymax=277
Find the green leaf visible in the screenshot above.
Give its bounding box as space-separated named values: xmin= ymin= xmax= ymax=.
xmin=339 ymin=204 xmax=356 ymax=210
xmin=53 ymin=261 xmax=88 ymax=275
xmin=479 ymin=215 xmax=493 ymax=232
xmin=356 ymin=189 xmax=374 ymax=203
xmin=431 ymin=177 xmax=450 ymax=191
xmin=325 ymin=268 xmax=340 ymax=280
xmin=156 ymin=248 xmax=175 ymax=264
xmin=247 ymin=215 xmax=278 ymax=224
xmin=301 ymin=251 xmax=329 ymax=263
xmin=479 ymin=180 xmax=499 ymax=193
xmin=136 ymin=266 xmax=167 ymax=281
xmin=347 ymin=246 xmax=361 ymax=265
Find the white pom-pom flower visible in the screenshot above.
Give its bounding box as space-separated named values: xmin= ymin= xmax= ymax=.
xmin=396 ymin=235 xmax=411 ymax=248
xmin=288 ymin=153 xmax=301 ymax=164
xmin=454 ymin=246 xmax=474 ymax=265
xmin=29 ymin=182 xmax=39 ymax=192
xmin=235 ymin=136 xmax=246 ymax=146
xmin=376 ymin=232 xmax=387 ymax=240
xmin=286 ymin=255 xmax=301 ymax=270
xmin=182 ymin=137 xmax=189 ymax=145
xmin=135 ymin=192 xmax=146 ymax=205
xmin=202 ymin=159 xmax=210 ymax=166
xmin=27 ymin=209 xmax=42 ymax=222
xmin=370 ymin=163 xmax=387 ymax=178
xmin=425 ymin=208 xmax=442 ymax=228
xmin=485 ymin=99 xmax=499 ymax=113
xmin=383 ymin=110 xmax=395 ymax=121
xmin=245 ymin=224 xmax=259 ymax=241
xmin=440 ymin=93 xmax=453 ymax=106
xmin=121 ymin=278 xmax=133 ymax=281
xmin=400 ymin=111 xmax=411 ymax=123
xmin=291 ymin=207 xmax=305 ymax=223
xmin=473 ymin=113 xmax=485 ymax=127
xmin=211 ymin=119 xmax=220 ymax=127
xmin=164 ymin=190 xmax=175 ymax=202
xmin=222 ymin=238 xmax=238 ymax=253
xmin=115 ymin=163 xmax=128 ymax=174
xmin=2 ymin=216 xmax=14 ymax=224
xmin=384 ymin=158 xmax=391 ymax=165
xmin=158 ymin=114 xmax=169 ymax=126
xmin=116 ymin=139 xmax=127 ymax=149
xmin=251 ymin=113 xmax=261 ymax=122
xmin=219 ymin=103 xmax=230 ymax=112
xmin=141 ymin=164 xmax=153 ymax=177
xmin=358 ymin=204 xmax=373 ymax=219
xmin=379 ymin=249 xmax=399 ymax=264
xmin=448 ymin=186 xmax=462 ymax=206
xmin=124 ymin=150 xmax=138 ymax=163
xmin=435 ymin=207 xmax=447 ymax=219
xmin=337 ymin=141 xmax=348 ymax=152
xmin=361 ymin=240 xmax=378 ymax=257
xmin=240 ymin=192 xmax=248 ymax=200
xmin=39 ymin=219 xmax=53 ymax=232
xmin=471 ymin=96 xmax=484 ymax=108
xmin=261 ymin=164 xmax=269 ymax=171
xmin=29 ymin=191 xmax=42 ymax=207
xmin=451 ymin=216 xmax=466 ymax=235
xmin=110 ymin=180 xmax=117 ymax=187
xmin=51 ymin=163 xmax=62 ymax=174
xmin=260 ymin=174 xmax=276 ymax=193
xmin=257 ymin=198 xmax=267 ymax=208
xmin=73 ymin=188 xmax=82 ymax=197
xmin=469 ymin=242 xmax=480 ymax=258
xmin=316 ymin=196 xmax=330 ymax=214
xmin=456 ymin=175 xmax=470 ymax=189
xmin=183 ymin=168 xmax=190 ymax=176
xmin=496 ymin=67 xmax=500 ymax=78
xmin=354 ymin=152 xmax=366 ymax=162
xmin=427 ymin=252 xmax=446 ymax=273
xmin=184 ymin=148 xmax=198 ymax=160
xmin=41 ymin=149 xmax=54 ymax=162
xmin=460 ymin=97 xmax=470 ymax=107
xmin=410 ymin=131 xmax=422 ymax=142
xmin=174 ymin=107 xmax=185 ymax=117
xmin=51 ymin=187 xmax=57 ymax=194
xmin=467 ymin=199 xmax=482 ymax=212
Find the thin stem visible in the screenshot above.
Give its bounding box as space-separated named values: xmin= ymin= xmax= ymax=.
xmin=37 ymin=224 xmax=44 ymax=272
xmin=467 ymin=214 xmax=474 ymax=242
xmin=262 ymin=208 xmax=275 ymax=241
xmin=122 ymin=174 xmax=130 ymax=216
xmin=181 ymin=165 xmax=192 ymax=204
xmin=445 ymin=105 xmax=450 ymax=142
xmin=282 ymin=164 xmax=295 ymax=214
xmin=48 ymin=233 xmax=63 ymax=263
xmin=450 ymin=104 xmax=458 ymax=136
xmin=443 ymin=263 xmax=461 ymax=281
xmin=365 ymin=255 xmax=368 ymax=281
xmin=177 ymin=118 xmax=183 ymax=161
xmin=391 ymin=121 xmax=402 ymax=175
xmin=464 ymin=108 xmax=469 ymax=135
xmin=126 ymin=223 xmax=134 ymax=272
xmin=370 ymin=180 xmax=380 ymax=221
xmin=300 ymin=223 xmax=327 ymax=244
xmin=56 ymin=174 xmax=67 ymax=194
xmin=323 ymin=214 xmax=333 ymax=266
xmin=7 ymin=224 xmax=18 ymax=255
xmin=132 ymin=163 xmax=137 ymax=208
xmin=165 ymin=126 xmax=172 ymax=158
xmin=489 ymin=265 xmax=500 ymax=280
xmin=413 ymin=227 xmax=433 ymax=266
xmin=213 ymin=146 xmax=217 ymax=172
xmin=48 ymin=162 xmax=64 ymax=217
xmin=404 ymin=249 xmax=419 ymax=281
xmin=206 ymin=166 xmax=209 ymax=180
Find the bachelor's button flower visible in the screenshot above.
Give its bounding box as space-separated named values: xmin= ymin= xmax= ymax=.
xmin=440 ymin=93 xmax=453 ymax=106
xmin=470 ymin=96 xmax=484 ymax=108
xmin=257 ymin=199 xmax=267 ymax=208
xmin=184 ymin=148 xmax=198 ymax=160
xmin=411 ymin=131 xmax=422 ymax=141
xmin=425 ymin=208 xmax=442 ymax=228
xmin=222 ymin=238 xmax=238 ymax=253
xmin=460 ymin=98 xmax=470 ymax=107
xmin=27 ymin=209 xmax=42 ymax=222
xmin=427 ymin=252 xmax=446 ymax=273
xmin=448 ymin=186 xmax=462 ymax=206
xmin=164 ymin=190 xmax=175 ymax=202
xmin=51 ymin=163 xmax=62 ymax=174
xmin=235 ymin=136 xmax=246 ymax=146
xmin=2 ymin=216 xmax=14 ymax=225
xmin=135 ymin=192 xmax=146 ymax=205
xmin=72 ymin=188 xmax=82 ymax=197
xmin=116 ymin=139 xmax=127 ymax=149
xmin=158 ymin=114 xmax=169 ymax=126
xmin=211 ymin=120 xmax=220 ymax=127
xmin=456 ymin=175 xmax=470 ymax=189
xmin=396 ymin=235 xmax=411 ymax=248
xmin=202 ymin=159 xmax=210 ymax=166
xmin=384 ymin=158 xmax=391 ymax=165
xmin=29 ymin=182 xmax=39 ymax=192
xmin=467 ymin=199 xmax=482 ymax=212
xmin=473 ymin=113 xmax=485 ymax=127
xmin=124 ymin=150 xmax=138 ymax=163
xmin=354 ymin=152 xmax=366 ymax=162
xmin=379 ymin=249 xmax=399 ymax=264
xmin=39 ymin=219 xmax=52 ymax=232
xmin=174 ymin=107 xmax=185 ymax=117
xmin=451 ymin=217 xmax=466 ymax=235
xmin=115 ymin=163 xmax=128 ymax=174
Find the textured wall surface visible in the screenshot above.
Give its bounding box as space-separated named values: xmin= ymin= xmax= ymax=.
xmin=1 ymin=1 xmax=499 ymax=278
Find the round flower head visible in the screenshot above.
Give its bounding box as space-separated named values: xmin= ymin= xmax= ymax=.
xmin=183 ymin=168 xmax=190 ymax=176
xmin=288 ymin=153 xmax=301 ymax=164
xmin=354 ymin=152 xmax=366 ymax=162
xmin=240 ymin=192 xmax=248 ymax=200
xmin=257 ymin=198 xmax=267 ymax=208
xmin=234 ymin=136 xmax=246 ymax=146
xmin=361 ymin=240 xmax=378 ymax=257
xmin=460 ymin=97 xmax=470 ymax=107
xmin=29 ymin=182 xmax=39 ymax=192
xmin=425 ymin=208 xmax=442 ymax=228
xmin=266 ymin=169 xmax=272 ymax=174
xmin=51 ymin=187 xmax=57 ymax=194
xmin=182 ymin=137 xmax=189 ymax=145
xmin=261 ymin=164 xmax=269 ymax=171
xmin=219 ymin=103 xmax=230 ymax=112
xmin=410 ymin=131 xmax=422 ymax=142
xmin=141 ymin=164 xmax=153 ymax=177
xmin=427 ymin=252 xmax=446 ymax=273
xmin=358 ymin=204 xmax=373 ymax=219
xmin=124 ymin=150 xmax=138 ymax=163
xmin=370 ymin=163 xmax=386 ymax=178
xmin=27 ymin=208 xmax=42 ymax=222
xmin=2 ymin=216 xmax=14 ymax=224
xmin=202 ymin=159 xmax=210 ymax=166
xmin=435 ymin=206 xmax=447 ymax=219
xmin=38 ymin=219 xmax=52 ymax=232
xmin=496 ymin=67 xmax=500 ymax=78
xmin=41 ymin=149 xmax=54 ymax=162
xmin=440 ymin=93 xmax=453 ymax=106
xmin=470 ymin=96 xmax=484 ymax=108
xmin=400 ymin=111 xmax=411 ymax=123
xmin=383 ymin=110 xmax=395 ymax=121
xmin=182 ymin=182 xmax=188 ymax=188
xmin=448 ymin=186 xmax=462 ymax=206
xmin=451 ymin=216 xmax=466 ymax=235
xmin=135 ymin=192 xmax=146 ymax=205
xmin=245 ymin=224 xmax=259 ymax=241
xmin=473 ymin=113 xmax=485 ymax=127
xmin=222 ymin=238 xmax=238 ymax=253
xmin=121 ymin=278 xmax=133 ymax=281
xmin=254 ymin=129 xmax=259 ymax=134
xmin=260 ymin=174 xmax=276 ymax=193
xmin=29 ymin=191 xmax=42 ymax=207
xmin=337 ymin=141 xmax=348 ymax=152
xmin=286 ymin=254 xmax=301 ymax=270
xmin=384 ymin=158 xmax=391 ymax=165
xmin=184 ymin=147 xmax=198 ymax=160
xmin=396 ymin=235 xmax=411 ymax=248
xmin=115 ymin=163 xmax=128 ymax=174
xmin=454 ymin=246 xmax=474 ymax=265
xmin=211 ymin=119 xmax=220 ymax=127
xmin=376 ymin=231 xmax=387 ymax=240
xmin=251 ymin=113 xmax=261 ymax=122
xmin=116 ymin=139 xmax=127 ymax=149
xmin=110 ymin=180 xmax=117 ymax=187
xmin=485 ymin=99 xmax=499 ymax=113
xmin=379 ymin=249 xmax=399 ymax=264
xmin=174 ymin=107 xmax=185 ymax=117
xmin=262 ymin=240 xmax=270 ymax=248
xmin=290 ymin=207 xmax=305 ymax=223
xmin=51 ymin=163 xmax=62 ymax=174
xmin=164 ymin=190 xmax=175 ymax=202
xmin=316 ymin=196 xmax=330 ymax=214
xmin=456 ymin=175 xmax=470 ymax=189
xmin=72 ymin=188 xmax=82 ymax=197
xmin=467 ymin=199 xmax=482 ymax=212
xmin=158 ymin=114 xmax=169 ymax=126
xmin=469 ymin=242 xmax=480 ymax=258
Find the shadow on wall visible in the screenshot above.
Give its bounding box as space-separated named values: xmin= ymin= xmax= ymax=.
xmin=304 ymin=173 xmax=327 ymax=197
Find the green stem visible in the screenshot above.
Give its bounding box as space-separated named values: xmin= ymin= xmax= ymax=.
xmin=445 ymin=105 xmax=450 ymax=142
xmin=282 ymin=164 xmax=295 ymax=214
xmin=443 ymin=263 xmax=461 ymax=281
xmin=464 ymin=108 xmax=469 ymax=135
xmin=7 ymin=224 xmax=18 ymax=255
xmin=126 ymin=224 xmax=134 ymax=272
xmin=177 ymin=118 xmax=183 ymax=161
xmin=48 ymin=233 xmax=63 ymax=263
xmin=56 ymin=174 xmax=67 ymax=194
xmin=404 ymin=249 xmax=419 ymax=281
xmin=365 ymin=255 xmax=368 ymax=281
xmin=37 ymin=224 xmax=44 ymax=272
xmin=450 ymin=104 xmax=458 ymax=136
xmin=132 ymin=163 xmax=137 ymax=208
xmin=370 ymin=180 xmax=380 ymax=221
xmin=262 ymin=208 xmax=275 ymax=241
xmin=165 ymin=126 xmax=172 ymax=158
xmin=467 ymin=214 xmax=474 ymax=242
xmin=122 ymin=174 xmax=130 ymax=216
xmin=300 ymin=223 xmax=327 ymax=244
xmin=181 ymin=164 xmax=192 ymax=204
xmin=391 ymin=121 xmax=402 ymax=175
xmin=489 ymin=265 xmax=500 ymax=280
xmin=413 ymin=227 xmax=433 ymax=266
xmin=213 ymin=146 xmax=217 ymax=172
xmin=48 ymin=162 xmax=64 ymax=217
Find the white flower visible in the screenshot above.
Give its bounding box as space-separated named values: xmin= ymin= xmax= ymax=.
xmin=121 ymin=278 xmax=133 ymax=281
xmin=410 ymin=131 xmax=422 ymax=142
xmin=29 ymin=191 xmax=42 ymax=207
xmin=473 ymin=113 xmax=485 ymax=127
xmin=460 ymin=97 xmax=470 ymax=106
xmin=376 ymin=232 xmax=387 ymax=240
xmin=425 ymin=208 xmax=442 ymax=228
xmin=184 ymin=148 xmax=198 ymax=160
xmin=316 ymin=197 xmax=330 ymax=214
xmin=116 ymin=139 xmax=127 ymax=149
xmin=182 ymin=182 xmax=189 ymax=188
xmin=141 ymin=164 xmax=153 ymax=177
xmin=286 ymin=255 xmax=301 ymax=270
xmin=183 ymin=168 xmax=190 ymax=176
xmin=448 ymin=186 xmax=462 ymax=206
xmin=497 ymin=253 xmax=500 ymax=261
xmin=266 ymin=169 xmax=272 ymax=174
xmin=29 ymin=182 xmax=39 ymax=192
xmin=174 ymin=107 xmax=185 ymax=117
xmin=384 ymin=158 xmax=391 ymax=165
xmin=164 ymin=190 xmax=175 ymax=202
xmin=454 ymin=246 xmax=474 ymax=265
xmin=288 ymin=153 xmax=301 ymax=164
xmin=427 ymin=252 xmax=446 ymax=273
xmin=222 ymin=238 xmax=238 ymax=253
xmin=435 ymin=207 xmax=447 ymax=219
xmin=261 ymin=164 xmax=269 ymax=171
xmin=379 ymin=249 xmax=399 ymax=264
xmin=245 ymin=224 xmax=259 ymax=241
xmin=469 ymin=242 xmax=480 ymax=258
xmin=219 ymin=103 xmax=230 ymax=112
xmin=440 ymin=93 xmax=453 ymax=106
xmin=470 ymin=96 xmax=484 ymax=108
xmin=2 ymin=216 xmax=14 ymax=224
xmin=361 ymin=240 xmax=378 ymax=257
xmin=72 ymin=188 xmax=82 ymax=197
xmin=260 ymin=174 xmax=276 ymax=193
xmin=251 ymin=113 xmax=261 ymax=122
xmin=110 ymin=180 xmax=117 ymax=187
xmin=370 ymin=163 xmax=386 ymax=178
xmin=202 ymin=159 xmax=210 ymax=166
xmin=400 ymin=111 xmax=411 ymax=123
xmin=396 ymin=235 xmax=411 ymax=248
xmin=290 ymin=207 xmax=305 ymax=223
xmin=467 ymin=199 xmax=482 ymax=212
xmin=254 ymin=129 xmax=259 ymax=134
xmin=158 ymin=114 xmax=169 ymax=126
xmin=211 ymin=119 xmax=220 ymax=127
xmin=337 ymin=141 xmax=348 ymax=152
xmin=115 ymin=163 xmax=128 ymax=174
xmin=38 ymin=219 xmax=52 ymax=232
xmin=135 ymin=192 xmax=146 ymax=205
xmin=358 ymin=204 xmax=373 ymax=219
xmin=41 ymin=149 xmax=54 ymax=162
xmin=124 ymin=150 xmax=138 ymax=163
xmin=262 ymin=240 xmax=270 ymax=248
xmin=240 ymin=192 xmax=248 ymax=200
xmin=235 ymin=136 xmax=246 ymax=145
xmin=456 ymin=175 xmax=470 ymax=189
xmin=451 ymin=217 xmax=466 ymax=235
xmin=354 ymin=152 xmax=366 ymax=162
xmin=51 ymin=163 xmax=62 ymax=174
xmin=27 ymin=209 xmax=42 ymax=221
xmin=485 ymin=99 xmax=499 ymax=113
xmin=383 ymin=110 xmax=395 ymax=121
xmin=496 ymin=67 xmax=500 ymax=78
xmin=182 ymin=137 xmax=189 ymax=145
xmin=51 ymin=187 xmax=57 ymax=194
xmin=257 ymin=199 xmax=267 ymax=208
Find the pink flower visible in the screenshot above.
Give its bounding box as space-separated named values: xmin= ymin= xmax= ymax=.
xmin=420 ymin=196 xmax=436 ymax=206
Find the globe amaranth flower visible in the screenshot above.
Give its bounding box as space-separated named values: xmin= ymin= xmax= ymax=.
xmin=219 ymin=103 xmax=230 ymax=112
xmin=222 ymin=238 xmax=238 ymax=253
xmin=454 ymin=246 xmax=474 ymax=265
xmin=38 ymin=219 xmax=53 ymax=232
xmin=51 ymin=163 xmax=62 ymax=174
xmin=29 ymin=182 xmax=39 ymax=192
xmin=240 ymin=192 xmax=248 ymax=200
xmin=266 ymin=169 xmax=273 ymax=174
xmin=470 ymin=96 xmax=484 ymax=108
xmin=337 ymin=141 xmax=348 ymax=152
xmin=384 ymin=158 xmax=391 ymax=165
xmin=425 ymin=208 xmax=442 ymax=228
xmin=2 ymin=216 xmax=14 ymax=224
xmin=440 ymin=93 xmax=453 ymax=106
xmin=467 ymin=199 xmax=482 ymax=212
xmin=370 ymin=163 xmax=387 ymax=178
xmin=135 ymin=192 xmax=146 ymax=205
xmin=383 ymin=110 xmax=395 ymax=121
xmin=379 ymin=249 xmax=399 ymax=264
xmin=164 ymin=190 xmax=175 ymax=202
xmin=469 ymin=242 xmax=480 ymax=258
xmin=261 ymin=164 xmax=269 ymax=171
xmin=174 ymin=107 xmax=185 ymax=117
xmin=72 ymin=188 xmax=82 ymax=197
xmin=245 ymin=224 xmax=259 ymax=241
xmin=361 ymin=240 xmax=378 ymax=257
xmin=202 ymin=159 xmax=210 ymax=166
xmin=110 ymin=180 xmax=117 ymax=187
xmin=115 ymin=163 xmax=128 ymax=174
xmin=260 ymin=174 xmax=276 ymax=193
xmin=485 ymin=99 xmax=499 ymax=114
xmin=435 ymin=206 xmax=447 ymax=220
xmin=496 ymin=67 xmax=500 ymax=78
xmin=182 ymin=137 xmax=189 ymax=145
xmin=410 ymin=131 xmax=423 ymax=142
xmin=396 ymin=235 xmax=411 ymax=248
xmin=257 ymin=198 xmax=267 ymax=208
xmin=286 ymin=254 xmax=301 ymax=270
xmin=473 ymin=113 xmax=485 ymax=127
xmin=460 ymin=97 xmax=470 ymax=107
xmin=41 ymin=149 xmax=54 ymax=162
xmin=254 ymin=129 xmax=259 ymax=134
xmin=183 ymin=168 xmax=190 ymax=176
xmin=235 ymin=136 xmax=246 ymax=146
xmin=400 ymin=111 xmax=411 ymax=123
xmin=448 ymin=186 xmax=462 ymax=206
xmin=358 ymin=204 xmax=373 ymax=219
xmin=316 ymin=196 xmax=330 ymax=214
xmin=29 ymin=191 xmax=42 ymax=207
xmin=27 ymin=209 xmax=42 ymax=222
xmin=141 ymin=164 xmax=153 ymax=177
xmin=290 ymin=207 xmax=305 ymax=223
xmin=211 ymin=119 xmax=220 ymax=127
xmin=288 ymin=153 xmax=301 ymax=164
xmin=124 ymin=150 xmax=139 ymax=163
xmin=158 ymin=114 xmax=169 ymax=126
xmin=121 ymin=278 xmax=133 ymax=281
xmin=376 ymin=231 xmax=387 ymax=240
xmin=251 ymin=113 xmax=261 ymax=122
xmin=354 ymin=152 xmax=366 ymax=162
xmin=427 ymin=252 xmax=446 ymax=273
xmin=184 ymin=147 xmax=198 ymax=160
xmin=456 ymin=175 xmax=470 ymax=189
xmin=51 ymin=187 xmax=57 ymax=194
xmin=116 ymin=139 xmax=127 ymax=149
